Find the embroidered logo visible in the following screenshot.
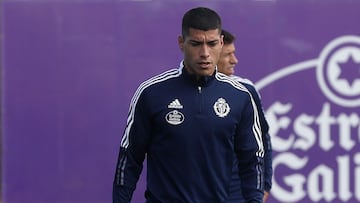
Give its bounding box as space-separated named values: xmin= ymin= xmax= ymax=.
xmin=213 ymin=98 xmax=230 ymax=117
xmin=165 ymin=110 xmax=184 ymax=125
xmin=167 ymin=99 xmax=183 ymax=109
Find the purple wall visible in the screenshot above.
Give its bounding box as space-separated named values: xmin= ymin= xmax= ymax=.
xmin=2 ymin=0 xmax=360 ymax=202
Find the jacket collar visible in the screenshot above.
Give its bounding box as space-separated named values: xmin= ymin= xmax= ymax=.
xmin=179 ymin=60 xmax=216 ymax=87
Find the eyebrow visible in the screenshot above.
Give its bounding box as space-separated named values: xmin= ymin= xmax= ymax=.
xmin=189 ymin=39 xmax=219 ymax=44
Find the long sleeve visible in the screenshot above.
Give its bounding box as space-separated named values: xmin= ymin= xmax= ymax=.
xmin=247 ymin=84 xmax=273 ymax=193
xmin=240 ymin=79 xmax=273 ymax=193
xmin=113 ymin=90 xmax=152 ymax=203
xmin=235 ymin=98 xmax=264 ymax=202
xmin=263 ymin=133 xmax=273 ymax=192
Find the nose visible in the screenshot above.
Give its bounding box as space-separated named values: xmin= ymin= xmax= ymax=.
xmin=231 ymin=54 xmax=238 ymax=64
xmin=199 ymin=44 xmax=210 ymax=58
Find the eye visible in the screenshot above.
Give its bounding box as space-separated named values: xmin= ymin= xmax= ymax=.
xmin=208 ymin=41 xmax=218 ymax=47
xmin=190 ymin=41 xmax=201 ymax=46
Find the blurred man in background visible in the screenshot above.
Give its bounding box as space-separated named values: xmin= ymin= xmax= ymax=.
xmin=218 ymin=29 xmax=273 ymax=203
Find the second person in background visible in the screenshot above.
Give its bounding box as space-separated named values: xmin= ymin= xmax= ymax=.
xmin=218 ymin=29 xmax=273 ymax=203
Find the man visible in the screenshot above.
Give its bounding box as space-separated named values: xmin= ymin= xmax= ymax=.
xmin=218 ymin=29 xmax=273 ymax=203
xmin=113 ymin=7 xmax=264 ymax=203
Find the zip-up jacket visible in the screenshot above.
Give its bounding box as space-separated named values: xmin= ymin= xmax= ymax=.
xmin=113 ymin=64 xmax=264 ymax=203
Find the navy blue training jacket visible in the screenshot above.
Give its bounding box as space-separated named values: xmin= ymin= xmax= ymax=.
xmin=113 ymin=64 xmax=264 ymax=203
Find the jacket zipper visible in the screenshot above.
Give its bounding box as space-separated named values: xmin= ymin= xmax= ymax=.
xmin=198 ymin=86 xmax=202 ymax=113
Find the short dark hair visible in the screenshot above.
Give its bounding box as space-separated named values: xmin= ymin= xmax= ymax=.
xmin=182 ymin=7 xmax=222 ymax=38
xmin=221 ymin=29 xmax=236 ymax=45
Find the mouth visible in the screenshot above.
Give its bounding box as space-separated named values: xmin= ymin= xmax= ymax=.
xmin=198 ymin=61 xmax=211 ymax=68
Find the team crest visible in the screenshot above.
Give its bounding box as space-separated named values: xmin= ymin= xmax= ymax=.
xmin=213 ymin=98 xmax=230 ymax=117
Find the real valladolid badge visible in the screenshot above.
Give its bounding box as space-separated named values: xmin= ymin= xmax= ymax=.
xmin=213 ymin=98 xmax=230 ymax=117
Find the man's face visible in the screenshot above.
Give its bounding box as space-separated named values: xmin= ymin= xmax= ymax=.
xmin=217 ymin=43 xmax=238 ymax=76
xmin=178 ymin=28 xmax=223 ymax=77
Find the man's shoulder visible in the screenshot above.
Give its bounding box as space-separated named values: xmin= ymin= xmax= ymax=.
xmin=135 ymin=68 xmax=182 ymax=97
xmin=215 ymin=73 xmax=255 ymax=99
xmin=230 ymin=75 xmax=263 ymax=99
xmin=142 ymin=68 xmax=181 ymax=85
xmin=230 ymin=75 xmax=255 ymax=87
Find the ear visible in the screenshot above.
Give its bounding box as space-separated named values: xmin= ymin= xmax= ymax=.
xmin=178 ymin=35 xmax=184 ymax=52
xmin=220 ymin=34 xmax=224 ymax=48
